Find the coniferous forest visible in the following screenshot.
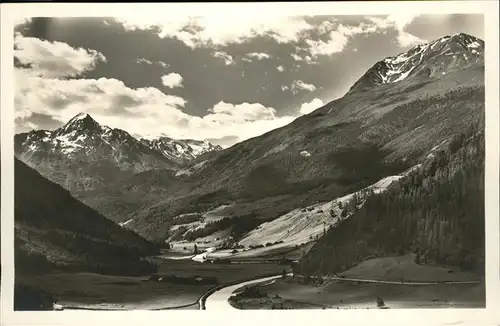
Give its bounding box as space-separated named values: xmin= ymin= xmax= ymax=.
xmin=297 ymin=122 xmax=485 ymax=276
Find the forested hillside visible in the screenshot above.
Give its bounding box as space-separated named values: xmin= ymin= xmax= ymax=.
xmin=14 ymin=158 xmax=160 ymax=277
xmin=297 ymin=122 xmax=485 ymax=276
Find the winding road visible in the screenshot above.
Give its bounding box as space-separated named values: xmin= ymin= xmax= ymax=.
xmin=199 ymin=274 xmax=481 ymax=310
xmin=200 ymin=274 xmax=285 ymax=310
xmin=317 ymin=276 xmax=480 ymax=285
xmin=59 ymin=272 xmax=481 ymax=311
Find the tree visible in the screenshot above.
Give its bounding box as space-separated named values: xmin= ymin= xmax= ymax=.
xmin=376 ymin=296 xmax=385 ymax=308
xmin=414 ymin=247 xmax=421 ymax=265
xmin=194 ymin=244 xmax=198 ymax=255
xmin=282 ymin=269 xmax=287 ymax=279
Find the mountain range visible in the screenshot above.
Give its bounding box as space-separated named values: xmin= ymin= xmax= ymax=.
xmin=14 ymin=113 xmax=222 ymax=191
xmin=15 ymin=33 xmax=485 ymax=275
xmin=140 ymin=137 xmax=222 ymax=162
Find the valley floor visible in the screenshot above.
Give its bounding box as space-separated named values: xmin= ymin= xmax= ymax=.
xmin=229 ymin=281 xmax=484 ymax=310
xmin=16 ymin=258 xmax=285 ymax=310
xmin=226 ymin=255 xmax=485 ymax=310
xmin=16 ymin=253 xmax=484 ymax=310
xmin=17 ymin=273 xmax=206 ymax=310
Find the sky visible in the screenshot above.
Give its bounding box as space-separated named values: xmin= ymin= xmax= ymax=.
xmin=13 ymin=14 xmax=483 ymax=147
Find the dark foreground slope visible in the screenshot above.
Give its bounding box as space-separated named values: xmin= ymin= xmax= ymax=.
xmin=297 ymin=124 xmax=485 ymax=276
xmin=14 ymin=158 xmax=160 ymax=277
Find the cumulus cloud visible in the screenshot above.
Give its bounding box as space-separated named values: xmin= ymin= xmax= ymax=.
xmin=16 ymin=67 xmax=295 ymax=144
xmin=290 ymin=53 xmax=302 ymax=61
xmin=245 ymin=52 xmax=271 ymax=61
xmin=14 ymin=33 xmax=106 ymax=78
xmin=276 ymin=65 xmax=285 ymax=72
xmin=158 ymin=61 xmax=170 ymax=68
xmin=138 ymin=58 xmax=171 ymax=68
xmin=15 ymin=69 xmax=186 ymax=118
xmin=290 ymin=52 xmax=315 ymax=64
xmin=299 ymin=98 xmax=324 ymax=115
xmin=317 ymin=19 xmax=336 ymax=35
xmin=137 ymin=58 xmax=153 ymax=65
xmin=113 ymin=14 xmax=423 ymax=59
xmin=212 ymin=51 xmax=235 ymax=65
xmin=15 ymin=17 xmax=32 ymax=27
xmin=113 ymin=15 xmax=314 ymax=48
xmin=205 ymin=101 xmax=277 ymax=123
xmin=368 ymin=14 xmax=425 ymax=47
xmin=296 ymin=17 xmax=423 ymax=57
xmin=161 ymin=73 xmax=184 ymax=88
xmin=195 ymin=102 xmax=295 ymax=142
xmin=305 ymin=31 xmax=349 ymax=57
xmin=304 ymin=23 xmax=379 ymax=57
xmin=291 ymin=80 xmax=316 ymax=94
xmin=14 ymin=36 xmax=297 ymax=145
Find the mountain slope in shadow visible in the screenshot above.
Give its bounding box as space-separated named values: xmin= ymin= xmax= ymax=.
xmin=14 ymin=157 xmax=160 ymax=277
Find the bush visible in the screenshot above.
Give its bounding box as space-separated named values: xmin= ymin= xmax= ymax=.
xmin=235 ymin=286 xmax=268 ymax=299
xmin=161 ymin=275 xmax=219 ymax=285
xmin=212 ymin=258 xmax=231 ymax=264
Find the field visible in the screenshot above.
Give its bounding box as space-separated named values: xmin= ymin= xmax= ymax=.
xmin=17 ymin=273 xmax=206 ymax=310
xmin=229 ymin=255 xmax=485 ymax=309
xmin=154 ymin=258 xmax=286 ymax=282
xmin=17 ymin=258 xmax=285 ymax=310
xmin=230 ymin=280 xmax=484 ymax=309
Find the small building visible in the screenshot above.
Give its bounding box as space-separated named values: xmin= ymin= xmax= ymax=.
xmin=271 ymin=295 xmax=284 ymax=309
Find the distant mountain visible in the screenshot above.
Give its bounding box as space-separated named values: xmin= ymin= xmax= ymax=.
xmin=14 ymin=157 xmax=159 ymax=277
xmin=349 ymin=33 xmax=484 ymax=93
xmin=78 ymin=33 xmax=484 ymax=244
xmin=16 ymin=113 xmax=169 ymax=166
xmin=140 ymin=137 xmax=223 ymax=163
xmin=14 ymin=113 xmax=221 ymax=192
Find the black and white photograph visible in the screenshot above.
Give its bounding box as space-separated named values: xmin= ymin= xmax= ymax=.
xmin=1 ymin=2 xmax=499 ymax=324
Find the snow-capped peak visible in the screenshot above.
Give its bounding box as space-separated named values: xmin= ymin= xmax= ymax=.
xmin=140 ymin=136 xmax=222 ymax=162
xmin=70 ymin=112 xmax=90 ymax=121
xmin=348 ymin=33 xmax=484 ymax=93
xmin=64 ymin=112 xmax=95 ymax=126
xmin=58 ymin=112 xmax=100 ymax=134
xmin=15 ymin=113 xmax=222 ymax=170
